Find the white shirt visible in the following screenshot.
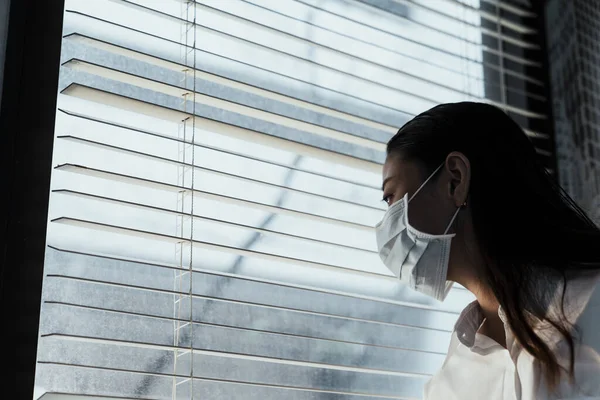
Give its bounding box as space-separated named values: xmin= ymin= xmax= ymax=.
xmin=424 ymin=272 xmax=600 ymax=400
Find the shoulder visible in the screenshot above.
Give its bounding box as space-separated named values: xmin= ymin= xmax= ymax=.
xmin=514 ymin=339 xmax=600 ymax=399
xmin=515 ymin=275 xmax=600 ymax=398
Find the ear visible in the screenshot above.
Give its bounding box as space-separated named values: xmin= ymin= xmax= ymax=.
xmin=444 ymin=151 xmax=471 ymax=208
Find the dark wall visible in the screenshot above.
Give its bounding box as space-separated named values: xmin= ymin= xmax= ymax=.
xmin=0 ymin=0 xmax=64 ymax=398
xmin=544 ymin=0 xmax=600 ymax=223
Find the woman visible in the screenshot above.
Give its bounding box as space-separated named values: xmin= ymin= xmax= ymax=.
xmin=375 ymin=102 xmax=600 ymax=399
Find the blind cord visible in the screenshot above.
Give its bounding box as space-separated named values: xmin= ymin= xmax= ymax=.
xmin=189 ymin=1 xmax=197 ymax=398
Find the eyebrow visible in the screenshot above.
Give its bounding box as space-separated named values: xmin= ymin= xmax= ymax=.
xmin=381 ymin=176 xmax=395 ymax=192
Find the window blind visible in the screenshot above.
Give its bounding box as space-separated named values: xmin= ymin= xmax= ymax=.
xmin=35 ymin=1 xmax=550 ymax=399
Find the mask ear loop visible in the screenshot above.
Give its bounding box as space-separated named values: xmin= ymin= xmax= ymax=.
xmin=409 ymin=163 xmax=445 ymax=203
xmin=443 ymin=200 xmax=467 ymax=235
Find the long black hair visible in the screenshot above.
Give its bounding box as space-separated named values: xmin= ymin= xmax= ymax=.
xmin=387 ymin=102 xmax=600 ymax=389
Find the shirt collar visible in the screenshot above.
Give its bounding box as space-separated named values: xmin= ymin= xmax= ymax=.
xmin=454 ymin=272 xmax=600 ymax=351
xmin=454 ymin=300 xmax=485 ymax=348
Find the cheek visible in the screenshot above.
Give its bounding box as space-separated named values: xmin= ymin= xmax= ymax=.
xmin=406 ymin=195 xmax=448 ymax=235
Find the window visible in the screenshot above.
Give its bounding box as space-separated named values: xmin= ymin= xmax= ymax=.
xmin=33 ymin=0 xmax=550 ymax=399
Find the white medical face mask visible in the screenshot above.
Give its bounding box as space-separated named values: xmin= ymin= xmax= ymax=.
xmin=375 ymin=164 xmax=461 ymax=301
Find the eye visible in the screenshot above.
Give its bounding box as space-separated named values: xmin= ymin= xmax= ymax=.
xmin=382 ymin=194 xmax=393 ymax=206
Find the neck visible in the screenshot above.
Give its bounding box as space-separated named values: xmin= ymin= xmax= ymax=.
xmin=461 ymin=277 xmax=507 ymax=347
xmin=466 ymin=281 xmax=500 ymax=321
xmin=450 ymin=232 xmax=506 ymax=346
